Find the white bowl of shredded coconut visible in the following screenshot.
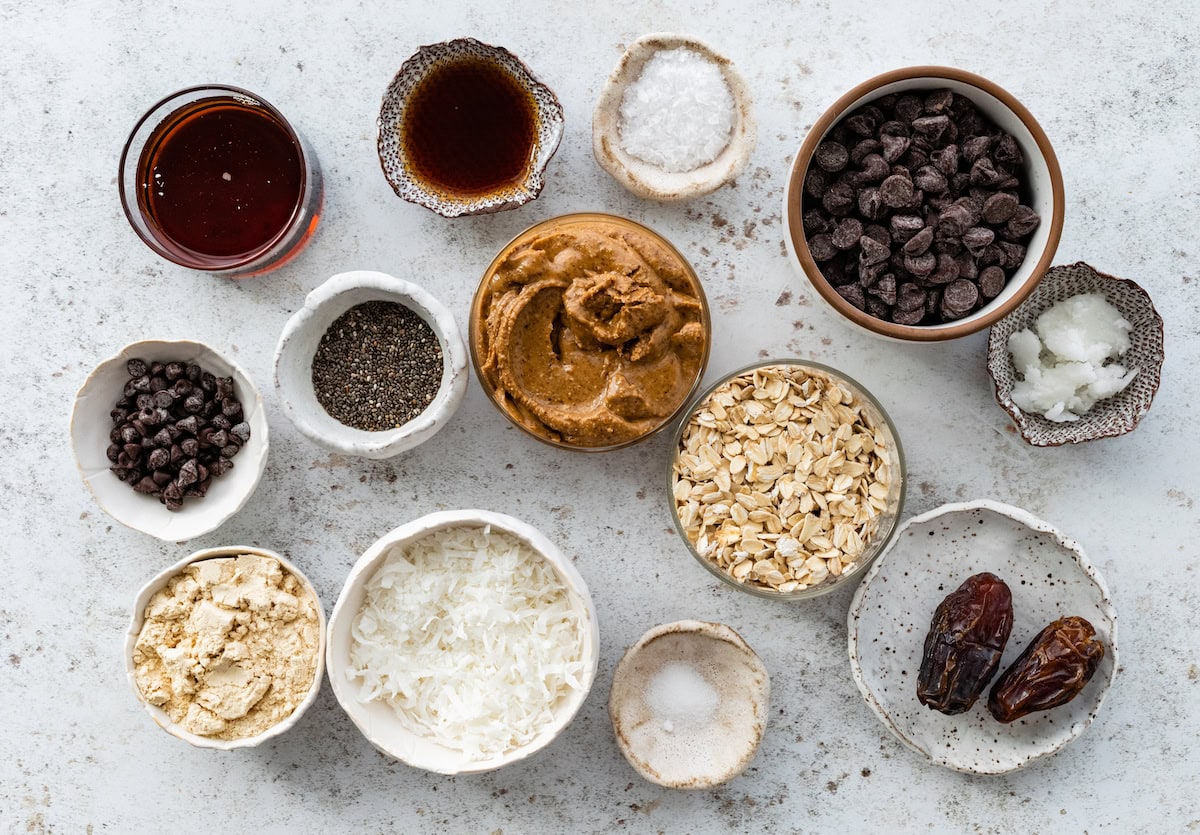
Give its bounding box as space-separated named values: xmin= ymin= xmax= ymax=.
xmin=326 ymin=510 xmax=599 ymax=774
xmin=593 ymin=33 xmax=756 ymax=201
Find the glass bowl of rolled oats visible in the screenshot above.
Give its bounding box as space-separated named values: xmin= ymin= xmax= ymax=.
xmin=669 ymin=360 xmax=905 ymax=599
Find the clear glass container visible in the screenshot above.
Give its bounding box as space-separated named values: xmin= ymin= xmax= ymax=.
xmin=667 ymin=358 xmax=906 ymax=600
xmin=119 ymin=85 xmax=322 ymax=277
xmin=469 ymin=212 xmax=712 ymax=452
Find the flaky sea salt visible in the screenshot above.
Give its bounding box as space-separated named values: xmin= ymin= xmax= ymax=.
xmin=618 ymin=48 xmax=735 ymax=173
xmin=1008 ymin=292 xmax=1138 ymax=422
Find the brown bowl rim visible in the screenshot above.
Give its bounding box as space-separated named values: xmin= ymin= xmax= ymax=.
xmin=468 ymin=212 xmax=712 ymax=452
xmin=784 ymin=65 xmax=1066 ymax=342
xmin=985 ymin=261 xmax=1166 ymax=446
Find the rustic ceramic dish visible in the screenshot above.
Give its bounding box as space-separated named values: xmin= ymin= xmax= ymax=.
xmin=609 ymin=620 xmax=769 ymax=788
xmin=326 ymin=510 xmax=599 ymax=775
xmin=848 ymin=500 xmax=1118 ymax=774
xmin=668 ymin=359 xmax=905 ymax=600
xmin=377 ymin=38 xmax=564 ymax=217
xmin=469 ymin=213 xmax=711 ymax=452
xmin=986 ymin=262 xmax=1164 ymax=446
xmin=592 ymin=33 xmax=756 ymax=201
xmin=783 ymin=66 xmax=1065 ymax=342
xmin=70 ymin=339 xmax=268 ymax=542
xmin=124 ymin=545 xmax=326 ymax=750
xmin=274 ymin=270 xmax=468 ymax=459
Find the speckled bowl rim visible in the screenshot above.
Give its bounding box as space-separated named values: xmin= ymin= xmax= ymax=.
xmin=123 ymin=545 xmax=327 ymax=750
xmin=376 ymin=38 xmax=565 ymax=217
xmin=272 ymin=270 xmax=469 ymax=459
xmin=591 ymin=33 xmax=757 ymax=201
xmin=985 ymin=261 xmax=1165 ymax=446
xmin=325 ymin=509 xmax=600 ymax=775
xmin=667 ymin=358 xmax=906 ymax=600
xmin=783 ymin=65 xmax=1066 ymax=342
xmin=468 ymin=212 xmax=712 ymax=452
xmin=847 ymin=499 xmax=1119 ymax=774
xmin=70 ymin=338 xmax=269 ymax=542
xmin=608 ymin=620 xmax=769 ymax=789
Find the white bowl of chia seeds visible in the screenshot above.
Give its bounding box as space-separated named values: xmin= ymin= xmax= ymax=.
xmin=274 ymin=270 xmax=469 ymax=459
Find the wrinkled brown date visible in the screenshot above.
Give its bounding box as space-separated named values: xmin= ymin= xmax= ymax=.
xmin=988 ymin=616 xmax=1104 ymax=723
xmin=917 ymin=572 xmax=1014 ymax=714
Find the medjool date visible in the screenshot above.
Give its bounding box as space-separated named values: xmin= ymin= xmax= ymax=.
xmin=988 ymin=616 xmax=1104 ymax=723
xmin=917 ymin=572 xmax=1014 ymax=714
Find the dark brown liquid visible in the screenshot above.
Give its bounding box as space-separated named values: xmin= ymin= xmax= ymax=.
xmin=401 ymin=56 xmax=537 ymax=197
xmin=137 ymin=98 xmax=304 ymax=259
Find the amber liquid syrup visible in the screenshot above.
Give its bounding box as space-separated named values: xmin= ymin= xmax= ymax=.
xmin=401 ymin=56 xmax=537 ymax=197
xmin=136 ymin=97 xmax=305 ymax=263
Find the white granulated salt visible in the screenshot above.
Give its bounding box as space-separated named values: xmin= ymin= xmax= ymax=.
xmin=618 ymin=48 xmax=735 ymax=173
xmin=645 ymin=661 xmax=720 ymax=732
xmin=1008 ymin=292 xmax=1139 ymax=422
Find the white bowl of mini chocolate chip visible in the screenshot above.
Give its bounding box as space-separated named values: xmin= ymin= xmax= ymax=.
xmin=784 ymin=66 xmax=1066 ymax=342
xmin=274 ymin=270 xmax=469 ymax=459
xmin=70 ymin=339 xmax=268 ymax=542
xmin=125 ymin=545 xmax=326 ymax=749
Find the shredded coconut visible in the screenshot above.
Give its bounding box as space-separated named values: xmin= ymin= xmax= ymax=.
xmin=1008 ymin=292 xmax=1138 ymax=422
xmin=618 ymin=47 xmax=735 ymax=173
xmin=348 ymin=525 xmax=586 ymax=760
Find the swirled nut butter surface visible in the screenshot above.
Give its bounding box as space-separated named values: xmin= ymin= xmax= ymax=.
xmin=132 ymin=555 xmax=320 ymax=740
xmin=475 ymin=216 xmax=708 ymax=447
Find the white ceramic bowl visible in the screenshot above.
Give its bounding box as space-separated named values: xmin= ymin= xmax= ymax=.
xmin=783 ymin=66 xmax=1065 ymax=342
xmin=848 ymin=500 xmax=1118 ymax=774
xmin=70 ymin=339 xmax=268 ymax=542
xmin=274 ymin=270 xmax=468 ymax=459
xmin=124 ymin=545 xmax=326 ymax=749
xmin=326 ymin=509 xmax=599 ymax=774
xmin=593 ymin=33 xmax=756 ymax=201
xmin=609 ymin=620 xmax=769 ymax=788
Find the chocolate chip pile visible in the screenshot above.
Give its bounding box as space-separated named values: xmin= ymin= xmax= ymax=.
xmin=107 ymin=359 xmax=249 ymax=511
xmin=802 ymin=89 xmax=1041 ymax=325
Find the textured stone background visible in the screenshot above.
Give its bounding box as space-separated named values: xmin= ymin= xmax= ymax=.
xmin=3 ymin=0 xmax=1198 ymax=832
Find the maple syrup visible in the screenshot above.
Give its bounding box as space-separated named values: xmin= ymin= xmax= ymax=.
xmin=401 ymin=55 xmax=537 ymax=197
xmin=134 ymin=96 xmax=305 ymax=263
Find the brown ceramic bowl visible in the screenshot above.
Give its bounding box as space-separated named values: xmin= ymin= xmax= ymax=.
xmin=784 ymin=66 xmax=1065 ymax=342
xmin=469 ymin=213 xmax=711 ymax=452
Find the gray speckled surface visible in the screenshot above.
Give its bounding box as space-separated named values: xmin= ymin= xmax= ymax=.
xmin=3 ymin=1 xmax=1199 ymax=832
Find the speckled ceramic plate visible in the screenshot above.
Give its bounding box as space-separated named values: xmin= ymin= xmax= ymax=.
xmin=848 ymin=500 xmax=1118 ymax=774
xmin=986 ymin=261 xmax=1165 ymax=446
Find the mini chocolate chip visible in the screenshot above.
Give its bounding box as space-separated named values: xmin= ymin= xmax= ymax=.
xmin=148 ymin=376 xmax=169 ymax=393
xmin=127 ymin=359 xmax=148 ymax=378
xmin=863 ymin=224 xmax=891 ymax=246
xmin=133 ymin=476 xmax=159 ymax=495
xmin=868 ymin=274 xmax=897 ymax=306
xmin=230 ymin=422 xmax=251 ymax=441
xmin=942 ymin=278 xmax=980 ymax=315
xmin=880 ymin=173 xmax=914 ymax=208
xmin=808 ymin=233 xmax=837 ymax=261
xmin=180 ymin=437 xmax=199 ymax=457
xmin=859 ymin=236 xmax=891 ymax=266
xmin=903 ymin=226 xmax=935 ymax=255
xmin=889 ymin=214 xmax=925 ymax=242
xmin=998 ymin=241 xmax=1027 ymax=270
xmin=961 ymin=135 xmax=992 ymax=162
xmin=969 ymin=157 xmax=1003 ymax=186
xmin=931 ymin=145 xmax=959 ymax=177
xmin=806 ymin=168 xmax=831 ymax=199
xmin=836 ymin=283 xmax=866 ymax=310
xmin=937 ymin=203 xmax=972 ymax=236
xmin=152 ymin=470 xmax=173 ymax=487
xmin=982 ymin=192 xmax=1019 ymax=224
xmin=923 ymin=89 xmax=954 ymax=114
xmin=994 ymin=134 xmax=1023 ymax=164
xmin=844 ymin=112 xmax=876 ymax=136
xmin=897 ymin=283 xmax=928 ymax=311
xmin=148 ymin=448 xmax=169 ymax=470
xmin=822 ymin=182 xmax=856 ymax=215
xmin=857 ymin=187 xmax=884 ymax=220
xmin=850 ymin=139 xmax=883 ymax=166
xmin=880 ymin=134 xmax=910 ymax=163
xmin=892 ymin=306 xmax=926 ymax=325
xmin=903 ymin=252 xmax=937 ymax=277
xmin=1005 ymin=205 xmax=1041 ymax=238
xmin=912 ymin=115 xmax=951 ymax=143
xmin=152 ymin=390 xmax=174 ymax=409
xmin=832 ymin=218 xmax=864 ymax=250
xmin=979 ymin=266 xmax=1007 ymax=298
xmin=815 ymin=141 xmax=850 ymax=172
xmin=962 ymin=226 xmax=995 ymax=255
xmin=913 ymin=165 xmax=948 ymax=193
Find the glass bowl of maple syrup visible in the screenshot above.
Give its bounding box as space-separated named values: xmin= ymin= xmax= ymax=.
xmin=119 ymin=85 xmax=322 ymax=276
xmin=377 ymin=38 xmax=565 ymax=217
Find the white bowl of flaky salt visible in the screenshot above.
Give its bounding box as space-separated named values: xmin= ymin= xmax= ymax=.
xmin=125 ymin=546 xmax=325 ymax=749
xmin=326 ymin=510 xmax=599 ymax=774
xmin=593 ymin=33 xmax=756 ymax=201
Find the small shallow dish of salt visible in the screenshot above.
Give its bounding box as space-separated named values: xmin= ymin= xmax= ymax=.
xmin=593 ymin=33 xmax=756 ymax=201
xmin=609 ymin=620 xmax=769 ymax=788
xmin=848 ymin=500 xmax=1118 ymax=775
xmin=326 ymin=510 xmax=599 ymax=775
xmin=987 ymin=261 xmax=1164 ymax=446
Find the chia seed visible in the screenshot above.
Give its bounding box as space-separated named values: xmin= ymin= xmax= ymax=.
xmin=311 ymin=301 xmax=444 ymax=432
